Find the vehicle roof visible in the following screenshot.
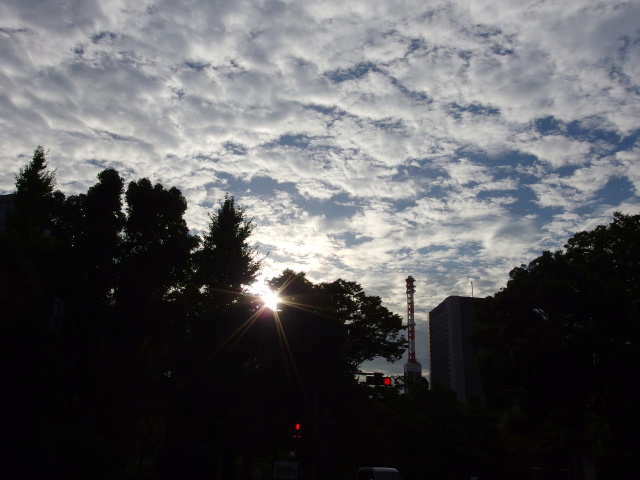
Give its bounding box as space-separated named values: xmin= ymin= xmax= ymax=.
xmin=358 ymin=467 xmax=399 ymax=472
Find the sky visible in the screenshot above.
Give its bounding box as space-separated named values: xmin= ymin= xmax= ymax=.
xmin=2 ymin=0 xmax=640 ymax=376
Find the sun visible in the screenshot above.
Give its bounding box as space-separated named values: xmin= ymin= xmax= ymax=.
xmin=249 ymin=279 xmax=282 ymax=312
xmin=261 ymin=289 xmax=280 ymax=311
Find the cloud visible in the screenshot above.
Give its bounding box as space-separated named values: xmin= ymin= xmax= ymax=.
xmin=1 ymin=0 xmax=639 ymax=374
xmin=520 ymin=135 xmax=592 ymax=168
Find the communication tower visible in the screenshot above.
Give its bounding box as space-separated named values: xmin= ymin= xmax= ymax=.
xmin=404 ymin=276 xmax=422 ymax=383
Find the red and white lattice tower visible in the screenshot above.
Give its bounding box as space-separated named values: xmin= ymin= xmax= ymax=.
xmin=404 ymin=276 xmax=422 ymax=383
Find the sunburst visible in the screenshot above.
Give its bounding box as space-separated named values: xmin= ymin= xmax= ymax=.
xmin=261 ymin=289 xmax=280 ymax=311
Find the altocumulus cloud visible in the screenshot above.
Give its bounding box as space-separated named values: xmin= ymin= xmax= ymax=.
xmin=1 ymin=0 xmax=639 ymax=372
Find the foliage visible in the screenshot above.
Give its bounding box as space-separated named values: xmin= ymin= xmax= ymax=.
xmin=268 ymin=270 xmax=406 ymax=372
xmin=318 ymin=278 xmax=406 ymax=368
xmin=194 ymin=193 xmax=262 ymax=308
xmin=10 ymin=145 xmax=65 ymax=234
xmin=473 ymin=212 xmax=640 ymax=479
xmin=1 ymin=147 xmax=417 ymax=480
xmin=10 ymin=146 xmax=640 ymax=480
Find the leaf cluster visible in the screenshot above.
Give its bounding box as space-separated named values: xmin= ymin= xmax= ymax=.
xmin=473 ymin=212 xmax=640 ymax=479
xmin=0 ymin=146 xmax=411 ymax=480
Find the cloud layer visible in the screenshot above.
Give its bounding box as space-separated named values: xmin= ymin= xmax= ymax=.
xmin=2 ymin=0 xmax=639 ymax=372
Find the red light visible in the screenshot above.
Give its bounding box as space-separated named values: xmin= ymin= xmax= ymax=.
xmin=295 ymin=423 xmax=301 ymax=430
xmin=383 ymin=377 xmax=392 ymax=386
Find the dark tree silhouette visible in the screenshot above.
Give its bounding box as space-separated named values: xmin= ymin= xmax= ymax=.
xmin=194 ymin=193 xmax=262 ymax=307
xmin=4 ymin=146 xmax=468 ymax=480
xmin=10 ymin=145 xmax=65 ymax=234
xmin=473 ymin=212 xmax=640 ymax=480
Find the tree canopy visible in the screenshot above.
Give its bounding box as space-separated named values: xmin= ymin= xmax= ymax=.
xmin=10 ymin=146 xmax=640 ymax=480
xmin=473 ymin=212 xmax=640 ymax=479
xmin=10 ymin=145 xmax=64 ymax=234
xmin=1 ymin=146 xmax=414 ymax=480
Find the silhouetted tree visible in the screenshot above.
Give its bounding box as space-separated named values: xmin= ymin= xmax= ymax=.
xmin=9 ymin=145 xmax=65 ymax=234
xmin=5 ymin=146 xmax=464 ymax=480
xmin=318 ymin=278 xmax=406 ymax=370
xmin=473 ymin=212 xmax=640 ymax=480
xmin=1 ymin=147 xmax=69 ymax=478
xmin=194 ymin=194 xmax=262 ymax=308
xmin=259 ymin=270 xmax=406 ymax=480
xmin=95 ymin=178 xmax=199 ymax=465
xmin=156 ymin=195 xmax=265 ymax=480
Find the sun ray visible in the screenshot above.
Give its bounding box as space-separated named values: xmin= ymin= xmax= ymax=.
xmin=270 ymin=308 xmax=312 ymax=412
xmin=176 ymin=275 xmax=349 ymax=415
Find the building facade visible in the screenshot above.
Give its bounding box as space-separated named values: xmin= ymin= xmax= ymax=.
xmin=428 ymin=295 xmax=481 ymax=401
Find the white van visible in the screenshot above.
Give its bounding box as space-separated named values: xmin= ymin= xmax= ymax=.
xmin=358 ymin=467 xmax=402 ymax=480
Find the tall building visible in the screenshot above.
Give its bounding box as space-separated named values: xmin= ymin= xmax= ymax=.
xmin=428 ymin=295 xmax=481 ymax=401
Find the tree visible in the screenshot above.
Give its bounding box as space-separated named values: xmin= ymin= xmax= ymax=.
xmin=2 ymin=153 xmax=275 ymax=479
xmin=5 ymin=149 xmax=449 ymax=479
xmin=268 ymin=270 xmax=406 ymax=372
xmin=57 ymin=168 xmax=126 ymax=304
xmin=473 ymin=212 xmax=640 ymax=479
xmin=154 ymin=195 xmax=265 ymax=480
xmin=47 ymin=169 xmax=127 ymax=446
xmin=1 ymin=147 xmax=70 ymax=478
xmin=194 ymin=194 xmax=262 ymax=308
xmin=318 ymin=278 xmax=406 ymax=369
xmin=10 ymin=145 xmax=64 ymax=234
xmin=118 ymin=178 xmax=198 ymax=311
xmin=91 ymin=178 xmax=199 ymax=469
xmin=260 ymin=270 xmax=406 ymax=480
xmin=176 ymin=193 xmax=264 ymax=420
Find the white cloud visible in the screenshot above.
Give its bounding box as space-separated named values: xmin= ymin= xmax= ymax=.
xmin=520 ymin=135 xmax=593 ymax=168
xmin=617 ymin=147 xmax=640 ymax=195
xmin=1 ymin=0 xmax=639 ymax=374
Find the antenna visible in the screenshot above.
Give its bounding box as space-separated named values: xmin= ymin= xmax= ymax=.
xmin=471 ymin=281 xmax=474 ymax=298
xmin=404 ymin=276 xmax=422 ymax=385
xmin=405 ymin=276 xmax=417 ymax=364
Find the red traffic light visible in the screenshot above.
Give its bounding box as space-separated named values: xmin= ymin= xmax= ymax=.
xmin=293 ymin=423 xmax=301 ymax=438
xmin=365 ymin=372 xmax=392 ymax=386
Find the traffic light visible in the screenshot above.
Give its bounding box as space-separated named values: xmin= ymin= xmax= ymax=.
xmin=365 ymin=372 xmax=392 ymax=386
xmin=293 ymin=423 xmax=301 ymax=439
